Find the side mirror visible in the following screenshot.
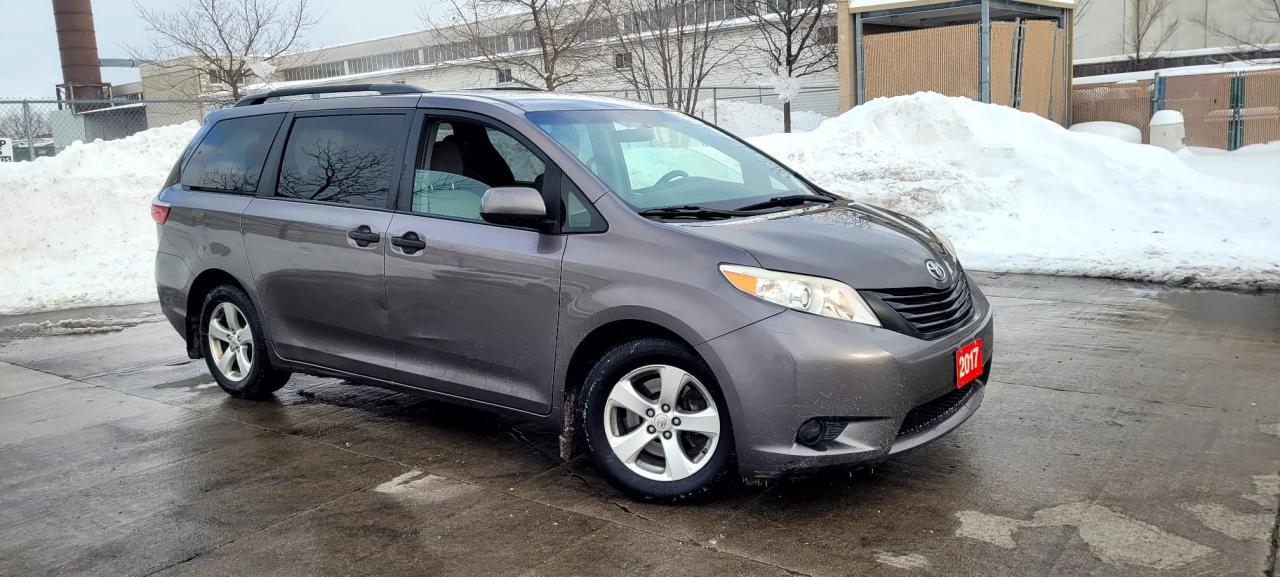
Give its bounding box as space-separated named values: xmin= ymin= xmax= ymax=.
xmin=480 ymin=187 xmax=547 ymax=228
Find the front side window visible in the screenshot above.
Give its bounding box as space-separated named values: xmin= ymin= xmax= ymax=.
xmin=412 ymin=119 xmax=546 ymax=222
xmin=529 ymin=109 xmax=813 ymax=211
xmin=181 ymin=114 xmax=283 ymax=193
xmin=275 ymin=114 xmax=402 ymax=208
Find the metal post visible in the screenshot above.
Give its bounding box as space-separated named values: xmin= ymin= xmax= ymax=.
xmin=1010 ymin=19 xmax=1024 ymax=109
xmin=1047 ymin=23 xmax=1059 ymax=121
xmin=979 ymin=0 xmax=992 ymax=103
xmin=854 ymin=13 xmax=865 ymax=105
xmin=21 ymin=101 xmax=36 ymax=161
xmin=1228 ymin=72 xmax=1245 ymax=151
xmin=713 ymin=88 xmax=719 ymax=124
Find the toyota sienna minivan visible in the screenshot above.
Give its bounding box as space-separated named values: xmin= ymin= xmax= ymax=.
xmin=154 ymin=84 xmax=993 ymax=502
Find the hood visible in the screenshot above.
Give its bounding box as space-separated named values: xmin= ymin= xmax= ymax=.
xmin=679 ymin=201 xmax=958 ymax=290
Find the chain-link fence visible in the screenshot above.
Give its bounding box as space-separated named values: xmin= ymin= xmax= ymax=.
xmin=1073 ymin=68 xmax=1280 ymax=150
xmin=0 ymin=87 xmax=836 ymax=162
xmin=568 ymin=85 xmax=840 ymax=128
xmin=0 ymin=99 xmax=221 ymax=162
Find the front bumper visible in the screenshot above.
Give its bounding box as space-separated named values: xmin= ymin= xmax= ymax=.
xmin=695 ymin=277 xmax=994 ymax=479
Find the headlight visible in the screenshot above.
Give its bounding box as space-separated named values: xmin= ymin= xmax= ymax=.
xmin=719 ymin=264 xmax=881 ymax=326
xmin=934 ymin=231 xmax=957 ymax=259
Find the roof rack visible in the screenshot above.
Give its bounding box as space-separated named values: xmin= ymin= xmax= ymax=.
xmin=233 ymin=83 xmax=429 ymax=107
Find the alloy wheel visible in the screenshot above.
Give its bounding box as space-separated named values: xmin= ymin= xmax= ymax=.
xmin=602 ymin=364 xmax=722 ymax=482
xmin=207 ymin=302 xmax=253 ymax=382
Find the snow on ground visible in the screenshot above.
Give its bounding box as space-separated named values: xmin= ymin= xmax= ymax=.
xmin=751 ymin=92 xmax=1280 ymax=289
xmin=0 ymin=122 xmax=199 ymax=314
xmin=1177 ymin=142 xmax=1280 ymax=188
xmin=694 ymin=100 xmax=828 ymax=138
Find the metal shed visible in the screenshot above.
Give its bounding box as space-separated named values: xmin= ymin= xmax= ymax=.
xmin=835 ymin=0 xmax=1075 ymax=123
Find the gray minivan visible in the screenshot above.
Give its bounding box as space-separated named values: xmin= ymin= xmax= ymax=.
xmin=154 ymin=84 xmax=993 ymax=502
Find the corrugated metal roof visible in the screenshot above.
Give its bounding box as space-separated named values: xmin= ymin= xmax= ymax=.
xmin=850 ymin=0 xmax=1074 ymax=14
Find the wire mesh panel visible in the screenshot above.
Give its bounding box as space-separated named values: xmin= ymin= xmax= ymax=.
xmin=990 ymin=22 xmax=1017 ymax=107
xmin=864 ymin=23 xmax=981 ymax=102
xmin=1071 ymin=81 xmax=1155 ymax=142
xmin=0 ymin=99 xmax=219 ymax=161
xmin=1164 ymin=73 xmax=1233 ymax=149
xmin=1018 ymin=20 xmax=1059 ymax=119
xmin=1241 ymin=69 xmax=1280 ymax=148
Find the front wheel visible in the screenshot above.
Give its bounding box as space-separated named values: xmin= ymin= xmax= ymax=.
xmin=581 ymin=338 xmax=734 ymax=503
xmin=199 ymin=285 xmax=290 ymax=399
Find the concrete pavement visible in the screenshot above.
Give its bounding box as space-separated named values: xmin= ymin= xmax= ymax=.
xmin=0 ymin=272 xmax=1277 ymax=577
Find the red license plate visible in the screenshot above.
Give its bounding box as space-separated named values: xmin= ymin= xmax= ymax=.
xmin=956 ymin=338 xmax=984 ymax=389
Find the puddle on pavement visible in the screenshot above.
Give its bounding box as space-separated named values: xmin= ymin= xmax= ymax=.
xmin=153 ymin=375 xmax=220 ymax=390
xmin=1158 ymin=290 xmax=1280 ymax=335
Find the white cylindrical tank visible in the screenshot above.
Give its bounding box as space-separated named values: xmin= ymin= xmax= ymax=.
xmin=1068 ymin=121 xmax=1143 ymax=144
xmin=1150 ymin=110 xmax=1187 ymax=152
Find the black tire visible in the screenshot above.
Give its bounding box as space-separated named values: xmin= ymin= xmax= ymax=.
xmin=198 ymin=285 xmax=290 ymax=399
xmin=581 ymin=338 xmax=734 ymax=503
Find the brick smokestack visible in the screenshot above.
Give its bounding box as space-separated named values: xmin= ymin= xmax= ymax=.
xmin=52 ymin=0 xmax=104 ymax=100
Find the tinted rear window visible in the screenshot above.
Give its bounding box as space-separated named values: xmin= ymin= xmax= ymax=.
xmin=276 ymin=114 xmax=403 ymax=209
xmin=181 ymin=114 xmax=283 ymax=193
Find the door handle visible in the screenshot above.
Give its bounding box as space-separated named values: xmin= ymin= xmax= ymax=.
xmin=347 ymin=225 xmax=381 ymax=247
xmin=391 ymin=232 xmax=427 ymax=255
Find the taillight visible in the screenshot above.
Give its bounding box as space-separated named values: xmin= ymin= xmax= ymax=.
xmin=151 ymin=201 xmax=171 ymax=224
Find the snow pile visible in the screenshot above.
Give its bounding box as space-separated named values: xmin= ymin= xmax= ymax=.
xmin=751 ymin=93 xmax=1280 ymax=289
xmin=697 ymin=100 xmax=828 ymax=138
xmin=0 ymin=122 xmax=199 ymax=314
xmin=1177 ymin=142 xmax=1280 ymax=188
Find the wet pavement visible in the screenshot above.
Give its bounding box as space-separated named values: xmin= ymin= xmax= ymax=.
xmin=1 ymin=272 xmax=1277 ymax=577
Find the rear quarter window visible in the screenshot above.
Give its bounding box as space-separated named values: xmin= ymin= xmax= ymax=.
xmin=181 ymin=114 xmax=283 ymax=193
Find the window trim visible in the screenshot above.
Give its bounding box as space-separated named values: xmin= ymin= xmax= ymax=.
xmin=180 ymin=113 xmax=286 ymax=196
xmin=258 ymin=108 xmax=414 ymax=213
xmin=398 ymin=109 xmax=607 ymax=235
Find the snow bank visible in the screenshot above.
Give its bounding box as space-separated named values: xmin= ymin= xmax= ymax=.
xmin=751 ymin=93 xmax=1280 ymax=289
xmin=0 ymin=123 xmax=199 ymax=314
xmin=1177 ymin=142 xmax=1280 ymax=188
xmin=696 ymin=100 xmax=828 ymax=138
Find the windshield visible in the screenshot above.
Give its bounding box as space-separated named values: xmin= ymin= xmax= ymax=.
xmin=528 ymin=109 xmax=816 ymax=211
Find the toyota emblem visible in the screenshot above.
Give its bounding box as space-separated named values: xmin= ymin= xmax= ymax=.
xmin=925 ymin=260 xmax=947 ymax=282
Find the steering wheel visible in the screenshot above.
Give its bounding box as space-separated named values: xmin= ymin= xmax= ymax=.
xmin=655 ymin=170 xmax=689 ymax=185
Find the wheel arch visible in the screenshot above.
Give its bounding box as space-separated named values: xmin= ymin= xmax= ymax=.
xmin=557 ymin=317 xmax=708 ymax=461
xmin=183 ymin=268 xmax=254 ymax=359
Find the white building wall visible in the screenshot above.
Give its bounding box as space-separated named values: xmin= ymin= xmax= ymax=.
xmin=1073 ymin=0 xmax=1265 ymax=60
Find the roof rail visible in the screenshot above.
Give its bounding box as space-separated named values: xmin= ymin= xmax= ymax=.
xmin=465 ymin=86 xmax=545 ymax=92
xmin=233 ymin=83 xmax=429 ymax=107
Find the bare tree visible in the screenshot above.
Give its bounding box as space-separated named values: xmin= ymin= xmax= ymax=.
xmin=1193 ymin=0 xmax=1280 ymax=52
xmin=734 ymin=0 xmax=835 ymax=132
xmin=1127 ymin=0 xmax=1179 ymax=62
xmin=426 ymin=0 xmax=607 ymax=90
xmin=130 ymin=0 xmax=317 ymax=102
xmin=1074 ymin=0 xmax=1093 ymax=27
xmin=607 ymin=0 xmax=743 ymax=114
xmin=0 ymin=110 xmax=52 ymax=140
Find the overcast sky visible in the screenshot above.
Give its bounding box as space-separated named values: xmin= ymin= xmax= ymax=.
xmin=0 ymin=0 xmax=441 ymax=98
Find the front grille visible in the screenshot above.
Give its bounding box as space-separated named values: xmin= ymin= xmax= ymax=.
xmin=863 ymin=275 xmax=975 ymax=340
xmin=896 ymin=384 xmax=979 ymax=438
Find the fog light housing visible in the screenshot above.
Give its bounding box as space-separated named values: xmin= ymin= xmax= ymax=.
xmin=796 ymin=419 xmax=826 ymax=447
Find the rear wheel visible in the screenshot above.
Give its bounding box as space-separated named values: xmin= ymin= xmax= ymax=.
xmin=199 ymin=285 xmax=290 ymax=399
xmin=581 ymin=338 xmax=733 ymax=503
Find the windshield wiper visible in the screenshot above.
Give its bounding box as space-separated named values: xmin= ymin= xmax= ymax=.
xmin=639 ymin=205 xmax=752 ymax=220
xmin=734 ymin=194 xmax=835 ymax=212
